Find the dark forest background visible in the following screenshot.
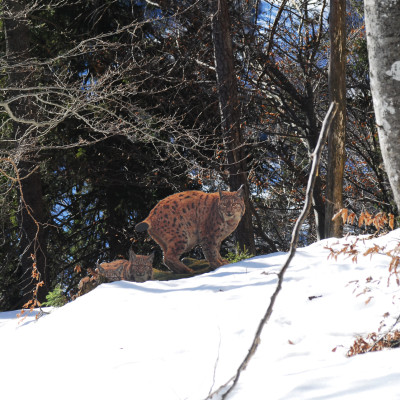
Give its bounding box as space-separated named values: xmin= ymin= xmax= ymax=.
xmin=0 ymin=0 xmax=396 ymax=310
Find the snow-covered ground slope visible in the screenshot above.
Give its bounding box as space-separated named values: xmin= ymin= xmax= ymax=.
xmin=1 ymin=230 xmax=400 ymax=399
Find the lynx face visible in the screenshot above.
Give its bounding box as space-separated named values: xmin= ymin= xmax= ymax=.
xmin=218 ymin=192 xmax=245 ymax=222
xmin=130 ymin=253 xmax=154 ymax=283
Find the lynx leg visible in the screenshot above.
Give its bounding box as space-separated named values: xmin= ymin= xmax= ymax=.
xmin=164 ymin=248 xmax=193 ymax=274
xmin=148 ymin=228 xmax=193 ymax=274
xmin=148 ymin=228 xmax=168 ymax=253
xmin=202 ymin=242 xmax=227 ymax=270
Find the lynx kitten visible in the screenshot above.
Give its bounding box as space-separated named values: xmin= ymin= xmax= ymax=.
xmin=96 ymin=249 xmax=154 ymax=283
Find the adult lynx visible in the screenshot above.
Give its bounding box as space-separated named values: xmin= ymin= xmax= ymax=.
xmin=135 ymin=186 xmax=245 ymax=273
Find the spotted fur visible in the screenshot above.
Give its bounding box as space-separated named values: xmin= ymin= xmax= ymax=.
xmin=95 ymin=249 xmax=154 ymax=283
xmin=135 ymin=186 xmax=245 ymax=273
xmin=75 ymin=268 xmax=100 ymax=298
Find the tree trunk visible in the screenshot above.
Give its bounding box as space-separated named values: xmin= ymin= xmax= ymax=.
xmin=209 ymin=0 xmax=255 ymax=254
xmin=325 ymin=0 xmax=347 ymax=238
xmin=364 ymin=1 xmax=400 ymax=212
xmin=304 ymin=88 xmax=326 ymax=240
xmin=18 ymin=164 xmax=49 ymax=306
xmin=4 ymin=0 xmax=49 ymax=307
xmin=312 ymin=175 xmax=326 ymax=240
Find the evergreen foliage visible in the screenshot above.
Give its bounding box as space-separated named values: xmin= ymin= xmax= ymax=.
xmin=43 ymin=285 xmax=67 ymax=308
xmin=226 ymin=245 xmax=254 ymax=264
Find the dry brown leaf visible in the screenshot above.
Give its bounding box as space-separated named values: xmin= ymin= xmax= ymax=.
xmin=365 ymin=296 xmax=373 ymax=305
xmin=74 ymin=265 xmax=82 ymax=274
xmin=359 ymin=212 xmax=364 ymax=227
xmin=364 ymin=211 xmax=372 ymax=225
xmin=342 ymin=208 xmax=348 ymax=224
xmin=332 ymin=208 xmax=345 ymax=222
xmin=389 ymin=214 xmax=395 ymax=230
xmin=347 ymin=212 xmax=356 ymax=225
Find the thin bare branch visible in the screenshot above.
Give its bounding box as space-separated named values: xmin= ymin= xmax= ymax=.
xmin=207 ymin=102 xmax=338 ymax=400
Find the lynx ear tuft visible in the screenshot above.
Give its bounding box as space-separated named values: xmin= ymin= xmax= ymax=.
xmin=236 ymin=184 xmax=245 ymax=197
xmin=129 ymin=248 xmax=137 ymax=260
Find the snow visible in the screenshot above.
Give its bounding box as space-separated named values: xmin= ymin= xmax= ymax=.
xmin=1 ymin=230 xmax=400 ymax=399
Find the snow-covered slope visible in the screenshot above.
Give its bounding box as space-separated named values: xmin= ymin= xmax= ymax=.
xmin=1 ymin=230 xmax=400 ymax=399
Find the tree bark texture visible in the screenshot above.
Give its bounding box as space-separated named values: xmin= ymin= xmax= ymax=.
xmin=312 ymin=175 xmax=326 ymax=240
xmin=325 ymin=0 xmax=347 ymax=238
xmin=209 ymin=0 xmax=255 ymax=254
xmin=364 ymin=0 xmax=400 ymax=212
xmin=4 ymin=0 xmax=49 ymax=306
xmin=304 ymin=89 xmax=326 ymax=240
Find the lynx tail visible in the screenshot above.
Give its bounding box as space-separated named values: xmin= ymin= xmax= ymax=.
xmin=135 ymin=221 xmax=149 ymax=232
